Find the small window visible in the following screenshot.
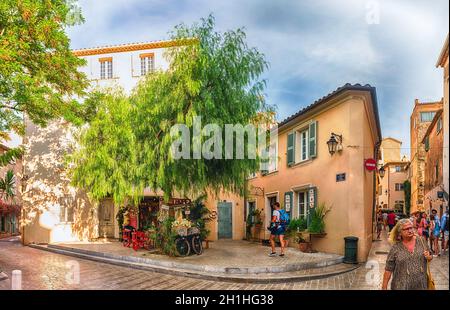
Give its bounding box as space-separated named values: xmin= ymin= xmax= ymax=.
xmin=294 ymin=128 xmax=309 ymax=163
xmin=60 ymin=205 xmax=74 ymax=223
xmin=435 ymin=162 xmax=439 ymax=180
xmin=140 ymin=53 xmax=155 ymax=76
xmin=395 ymin=166 xmax=402 ymax=172
xmin=99 ymin=57 xmax=113 ymax=79
xmin=395 ymin=183 xmax=404 ymax=191
xmin=420 ymin=112 xmax=436 ymax=122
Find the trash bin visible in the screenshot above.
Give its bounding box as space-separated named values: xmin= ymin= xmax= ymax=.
xmin=344 ymin=236 xmax=359 ymax=264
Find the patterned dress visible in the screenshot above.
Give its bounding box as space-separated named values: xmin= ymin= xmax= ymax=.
xmin=385 ymin=236 xmax=429 ymax=290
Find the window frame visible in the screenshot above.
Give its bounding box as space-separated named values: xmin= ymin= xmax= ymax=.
xmin=297 ymin=191 xmax=308 ymax=220
xmin=294 ymin=127 xmax=309 ymax=163
xmin=420 ymin=111 xmax=436 ymax=122
xmin=99 ymin=57 xmax=113 ymax=80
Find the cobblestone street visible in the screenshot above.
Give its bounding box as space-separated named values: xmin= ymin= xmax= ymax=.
xmin=1 ymin=231 xmax=448 ymax=290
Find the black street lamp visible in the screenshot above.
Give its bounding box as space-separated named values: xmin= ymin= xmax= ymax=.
xmin=379 ymin=166 xmax=385 ymax=178
xmin=327 ymin=133 xmax=343 ymax=155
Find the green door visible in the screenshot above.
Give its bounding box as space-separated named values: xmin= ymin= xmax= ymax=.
xmin=218 ymin=202 xmax=232 ymax=239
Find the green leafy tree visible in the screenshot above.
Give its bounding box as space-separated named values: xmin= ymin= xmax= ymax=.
xmin=69 ymin=15 xmax=273 ymax=204
xmin=0 ymin=0 xmax=90 ymax=165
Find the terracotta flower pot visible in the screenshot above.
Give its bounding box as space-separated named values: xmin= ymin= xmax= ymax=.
xmin=298 ymin=242 xmax=311 ymax=253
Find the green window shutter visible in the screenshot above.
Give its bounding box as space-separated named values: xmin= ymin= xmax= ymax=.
xmin=307 ymin=187 xmax=318 ymax=227
xmin=425 ymin=136 xmax=430 ymax=152
xmin=309 ymin=121 xmax=317 ymax=158
xmin=284 ymin=191 xmax=293 ymax=213
xmin=287 ymin=132 xmax=295 ymax=166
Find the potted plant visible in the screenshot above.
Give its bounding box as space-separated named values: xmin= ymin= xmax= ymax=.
xmin=250 ymin=209 xmax=263 ymax=240
xmin=296 ymin=231 xmax=312 ymax=253
xmin=308 ymin=203 xmax=331 ymax=237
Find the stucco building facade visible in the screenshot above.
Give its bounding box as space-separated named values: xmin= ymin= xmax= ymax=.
xmin=436 ymin=35 xmax=449 ymax=204
xmin=409 ymin=99 xmax=443 ymax=213
xmin=422 ymin=110 xmax=445 ymax=215
xmin=246 ymin=84 xmax=382 ymax=262
xmin=376 ymin=138 xmax=409 ymax=212
xmin=22 ymin=41 xmax=382 ymax=262
xmin=21 ymin=40 xmax=246 ymax=245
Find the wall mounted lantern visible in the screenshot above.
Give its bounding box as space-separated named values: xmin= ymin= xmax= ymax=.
xmin=379 ymin=166 xmax=386 ymax=178
xmin=327 ymin=133 xmax=343 ymax=155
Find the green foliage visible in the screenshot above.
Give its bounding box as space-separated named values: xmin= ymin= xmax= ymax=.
xmin=308 ymin=203 xmax=331 ymax=234
xmin=0 ymin=147 xmax=22 ymax=167
xmin=285 ymin=217 xmax=307 ymax=238
xmin=245 ymin=208 xmax=262 ymax=239
xmin=150 ymin=217 xmax=178 ymax=256
xmin=69 ymin=15 xmax=273 ymax=205
xmin=403 ymin=180 xmax=411 ymax=215
xmin=188 ymin=194 xmax=211 ymax=240
xmin=0 ymin=169 xmax=15 ymax=200
xmin=0 ymin=0 xmax=90 ymax=139
xmin=116 ymin=207 xmax=127 ymax=233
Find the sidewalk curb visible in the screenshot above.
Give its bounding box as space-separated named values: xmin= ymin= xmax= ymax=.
xmin=29 ymin=244 xmax=357 ymax=283
xmin=45 ymin=244 xmax=344 ymax=274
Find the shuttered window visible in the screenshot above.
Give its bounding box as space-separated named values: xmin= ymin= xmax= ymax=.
xmin=309 ymin=121 xmax=317 ymax=158
xmin=287 ymin=132 xmax=295 ymax=166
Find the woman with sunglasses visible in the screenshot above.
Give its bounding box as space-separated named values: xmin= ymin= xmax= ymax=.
xmin=382 ymin=219 xmax=433 ymax=290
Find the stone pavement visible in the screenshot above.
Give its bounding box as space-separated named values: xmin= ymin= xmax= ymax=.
xmin=35 ymin=239 xmax=345 ymax=274
xmin=0 ymin=234 xmax=448 ymax=290
xmin=339 ymin=229 xmax=449 ymax=290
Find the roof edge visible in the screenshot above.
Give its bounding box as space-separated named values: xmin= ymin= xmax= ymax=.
xmin=278 ymin=83 xmax=382 ymax=142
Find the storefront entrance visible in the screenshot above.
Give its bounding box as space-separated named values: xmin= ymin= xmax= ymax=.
xmin=218 ymin=202 xmax=232 ymax=239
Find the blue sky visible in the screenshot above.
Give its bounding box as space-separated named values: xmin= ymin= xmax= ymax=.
xmin=64 ymin=0 xmax=449 ymax=157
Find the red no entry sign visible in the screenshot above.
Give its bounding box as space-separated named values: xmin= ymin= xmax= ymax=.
xmin=364 ymin=158 xmax=377 ymax=171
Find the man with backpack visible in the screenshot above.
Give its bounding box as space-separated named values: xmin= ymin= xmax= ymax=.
xmin=268 ymin=202 xmax=289 ymax=257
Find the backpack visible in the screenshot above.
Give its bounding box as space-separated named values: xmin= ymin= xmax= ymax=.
xmin=279 ymin=209 xmax=290 ymax=225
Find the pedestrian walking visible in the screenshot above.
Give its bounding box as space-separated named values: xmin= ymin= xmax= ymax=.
xmin=268 ymin=202 xmax=287 ymax=257
xmin=429 ymin=215 xmax=436 ymax=254
xmin=418 ymin=213 xmax=429 ymax=241
xmin=431 ymin=209 xmax=441 ymax=257
xmin=441 ymin=209 xmax=449 ymax=254
xmin=376 ymin=210 xmax=383 ymax=240
xmin=382 ymin=211 xmax=388 ymax=231
xmin=387 ymin=210 xmax=396 ymax=232
xmin=382 ymin=219 xmax=433 ymax=290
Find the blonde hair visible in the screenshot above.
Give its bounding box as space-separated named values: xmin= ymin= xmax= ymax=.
xmin=388 ymin=218 xmax=413 ymax=244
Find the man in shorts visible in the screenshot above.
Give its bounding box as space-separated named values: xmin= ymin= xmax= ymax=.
xmin=268 ymin=202 xmax=286 ymax=257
